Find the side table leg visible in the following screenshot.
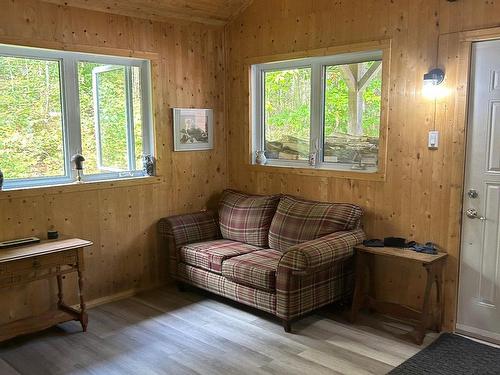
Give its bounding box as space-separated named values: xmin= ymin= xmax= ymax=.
xmin=350 ymin=252 xmax=367 ymax=323
xmin=435 ymin=262 xmax=445 ymax=332
xmin=77 ymin=267 xmax=88 ymax=332
xmin=368 ymin=254 xmax=377 ymax=313
xmin=414 ymin=264 xmax=435 ymax=344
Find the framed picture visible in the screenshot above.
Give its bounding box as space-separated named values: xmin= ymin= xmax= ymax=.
xmin=172 ymin=108 xmax=214 ymax=151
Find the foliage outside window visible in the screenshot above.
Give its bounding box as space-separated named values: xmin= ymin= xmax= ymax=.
xmin=253 ymin=50 xmax=383 ymax=172
xmin=264 ymin=67 xmax=311 ymax=161
xmin=0 ymin=44 xmax=153 ymax=189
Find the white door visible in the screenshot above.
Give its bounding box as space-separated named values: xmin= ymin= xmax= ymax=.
xmin=457 ymin=39 xmax=500 ymax=343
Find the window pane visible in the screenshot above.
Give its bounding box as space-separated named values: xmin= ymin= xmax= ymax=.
xmin=323 ymin=60 xmax=382 ymax=170
xmin=0 ymin=56 xmax=65 ymax=179
xmin=264 ymin=68 xmax=311 ymax=161
xmin=95 ymin=66 xmax=128 ymax=171
xmin=79 ymin=63 xmax=127 ymax=173
xmin=78 ymin=62 xmax=144 ymax=174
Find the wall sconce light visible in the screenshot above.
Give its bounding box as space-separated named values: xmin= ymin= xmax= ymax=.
xmin=423 ymin=68 xmax=446 ymax=99
xmin=424 ymin=68 xmax=445 ymax=86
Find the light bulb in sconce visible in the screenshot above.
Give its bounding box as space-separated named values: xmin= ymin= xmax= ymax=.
xmin=423 ymin=68 xmax=447 ymax=99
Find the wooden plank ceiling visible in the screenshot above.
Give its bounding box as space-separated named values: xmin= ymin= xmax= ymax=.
xmin=40 ymin=0 xmax=253 ymax=25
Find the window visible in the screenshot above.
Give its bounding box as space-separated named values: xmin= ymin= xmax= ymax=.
xmin=0 ymin=44 xmax=153 ymax=189
xmin=252 ymin=50 xmax=384 ymax=172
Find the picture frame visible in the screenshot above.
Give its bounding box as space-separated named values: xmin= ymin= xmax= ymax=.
xmin=172 ymin=108 xmax=214 ymax=151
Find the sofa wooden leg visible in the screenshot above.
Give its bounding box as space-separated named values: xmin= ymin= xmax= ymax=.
xmin=340 ymin=293 xmax=353 ymax=308
xmin=176 ymin=281 xmax=186 ymax=292
xmin=283 ymin=320 xmax=292 ymax=333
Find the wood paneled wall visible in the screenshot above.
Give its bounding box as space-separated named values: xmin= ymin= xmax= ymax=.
xmin=3 ymin=0 xmax=500 ymax=332
xmin=225 ymin=0 xmax=500 ymax=330
xmin=0 ymin=0 xmax=226 ymax=324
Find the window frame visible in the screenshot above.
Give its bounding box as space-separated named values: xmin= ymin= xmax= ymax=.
xmin=0 ymin=43 xmax=154 ymax=190
xmin=251 ymin=46 xmax=387 ymax=175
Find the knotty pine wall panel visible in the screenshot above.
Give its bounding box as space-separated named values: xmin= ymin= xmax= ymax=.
xmin=2 ymin=0 xmax=499 ymax=331
xmin=225 ymin=0 xmax=500 ymax=330
xmin=0 ymin=0 xmax=226 ymax=324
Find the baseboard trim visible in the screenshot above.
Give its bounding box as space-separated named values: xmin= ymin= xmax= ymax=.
xmin=73 ymin=282 xmax=168 ymax=310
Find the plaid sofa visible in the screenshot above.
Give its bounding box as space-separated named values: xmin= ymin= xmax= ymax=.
xmin=159 ymin=190 xmax=365 ymax=332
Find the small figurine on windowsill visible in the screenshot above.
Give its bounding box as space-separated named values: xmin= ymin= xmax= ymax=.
xmin=143 ymin=155 xmax=156 ymax=176
xmin=255 ymin=151 xmax=267 ymax=165
xmin=351 ymin=150 xmax=367 ymax=171
xmin=71 ymin=154 xmax=85 ymax=183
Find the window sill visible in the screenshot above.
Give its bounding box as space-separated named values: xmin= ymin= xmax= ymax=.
xmin=248 ymin=163 xmax=386 ymax=181
xmin=0 ymin=176 xmax=163 ymax=200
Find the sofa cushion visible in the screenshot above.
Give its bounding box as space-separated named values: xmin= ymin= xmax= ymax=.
xmin=179 ymin=239 xmax=262 ymax=274
xmin=268 ymin=195 xmax=363 ymax=252
xmin=222 ymin=249 xmax=282 ymax=292
xmin=218 ymin=189 xmax=280 ymax=247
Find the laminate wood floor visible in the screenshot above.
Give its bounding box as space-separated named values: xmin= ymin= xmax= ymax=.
xmin=0 ymin=286 xmax=438 ymax=375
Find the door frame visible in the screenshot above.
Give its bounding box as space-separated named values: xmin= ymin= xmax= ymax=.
xmin=438 ymin=26 xmax=500 ymax=334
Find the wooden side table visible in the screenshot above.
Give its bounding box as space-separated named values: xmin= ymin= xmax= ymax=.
xmin=350 ymin=245 xmax=448 ymax=345
xmin=0 ymin=238 xmax=93 ymax=342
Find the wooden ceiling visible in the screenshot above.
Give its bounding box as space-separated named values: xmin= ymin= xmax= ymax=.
xmin=40 ymin=0 xmax=253 ymax=25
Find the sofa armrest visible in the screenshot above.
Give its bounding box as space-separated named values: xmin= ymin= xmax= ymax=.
xmin=278 ymin=229 xmax=366 ymax=274
xmin=158 ymin=210 xmax=221 ymax=249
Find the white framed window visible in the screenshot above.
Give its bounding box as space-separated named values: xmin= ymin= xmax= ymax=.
xmin=0 ymin=44 xmax=154 ymax=190
xmin=251 ymin=50 xmax=384 ymax=173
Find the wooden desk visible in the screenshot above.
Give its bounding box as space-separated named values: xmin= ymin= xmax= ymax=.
xmin=350 ymin=245 xmax=448 ymax=345
xmin=0 ymin=238 xmax=93 ymax=342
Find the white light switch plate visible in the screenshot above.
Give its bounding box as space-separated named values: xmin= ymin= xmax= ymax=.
xmin=428 ymin=130 xmax=439 ymax=149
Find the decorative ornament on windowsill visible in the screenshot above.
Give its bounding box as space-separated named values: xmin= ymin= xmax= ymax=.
xmin=309 ymin=139 xmax=319 ymax=167
xmin=71 ymin=154 xmax=85 ymax=184
xmin=143 ymin=155 xmax=156 ymax=176
xmin=351 ymin=150 xmax=367 ymax=171
xmin=255 ymin=151 xmax=267 ymax=165
xmin=308 ymin=152 xmax=317 ymax=167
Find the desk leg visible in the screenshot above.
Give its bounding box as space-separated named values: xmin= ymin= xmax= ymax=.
xmin=350 ymin=252 xmax=367 ymax=323
xmin=56 ymin=268 xmax=64 ymax=307
xmin=77 ymin=267 xmax=88 ymax=332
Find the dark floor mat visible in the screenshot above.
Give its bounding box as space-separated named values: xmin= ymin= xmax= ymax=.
xmin=389 ymin=333 xmax=500 ymax=375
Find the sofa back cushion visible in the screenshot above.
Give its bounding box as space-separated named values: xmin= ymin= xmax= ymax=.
xmin=219 ymin=190 xmax=281 ymax=247
xmin=268 ymin=195 xmax=363 ymax=252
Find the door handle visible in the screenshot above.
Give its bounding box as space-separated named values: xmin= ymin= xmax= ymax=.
xmin=466 ymin=208 xmax=486 ymax=221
